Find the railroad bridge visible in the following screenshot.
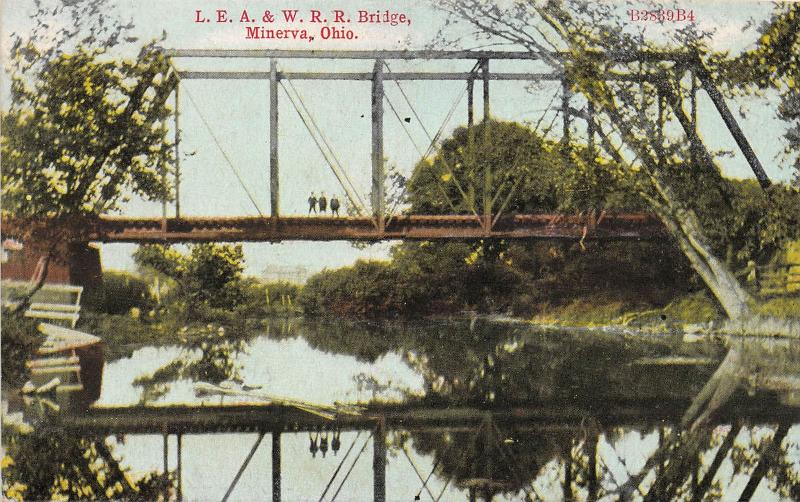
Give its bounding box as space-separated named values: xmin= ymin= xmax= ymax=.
xmin=2 ymin=48 xmax=771 ymax=243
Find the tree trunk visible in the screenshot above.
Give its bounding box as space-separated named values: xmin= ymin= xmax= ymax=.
xmin=648 ymin=199 xmax=752 ymax=320
xmin=589 ymin=107 xmax=753 ymax=320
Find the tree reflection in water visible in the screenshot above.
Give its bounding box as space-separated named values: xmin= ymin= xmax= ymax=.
xmin=127 ymin=318 xmax=799 ymax=499
xmin=132 ymin=324 xmax=248 ymax=403
xmin=387 ymin=322 xmax=800 ymax=501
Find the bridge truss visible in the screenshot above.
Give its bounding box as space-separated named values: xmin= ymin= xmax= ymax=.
xmin=151 ymin=49 xmax=769 ymax=242
xmin=3 ymin=49 xmax=770 ymax=243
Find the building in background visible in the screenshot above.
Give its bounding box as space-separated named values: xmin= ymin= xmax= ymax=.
xmin=261 ymin=265 xmax=310 ymax=284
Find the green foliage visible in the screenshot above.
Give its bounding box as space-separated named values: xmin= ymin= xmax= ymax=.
xmin=132 ymin=324 xmax=247 ymax=402
xmin=300 ymin=121 xmax=703 ymax=318
xmin=0 ymin=314 xmax=41 ymax=388
xmin=237 ymin=278 xmax=302 ymax=317
xmin=133 ymin=243 xmax=246 ymax=312
xmin=1 ymin=45 xmax=175 ymax=219
xmin=301 ymin=116 xmax=796 ymax=319
xmin=717 ymin=180 xmax=800 ymax=266
xmin=2 ymin=418 xmax=174 ymax=501
xmin=407 ymin=120 xmax=640 ymax=214
xmin=84 ymin=270 xmax=154 ymax=314
xmin=1 ymin=1 xmax=176 ymax=312
xmin=756 ymin=297 xmax=800 ymax=320
xmin=184 ymin=244 xmax=245 ymax=307
xmin=723 ymin=3 xmax=800 ymax=181
xmin=300 ymin=260 xmax=416 ymax=317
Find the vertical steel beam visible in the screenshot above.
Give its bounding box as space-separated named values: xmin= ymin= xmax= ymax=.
xmin=161 ymin=166 xmax=167 ymax=232
xmin=657 ymin=91 xmax=665 ymax=166
xmin=587 ymin=99 xmax=595 ymax=161
xmin=270 ymin=59 xmax=280 ymax=216
xmin=481 ymin=59 xmax=491 ymax=229
xmin=467 ymin=75 xmax=474 ymax=127
xmin=371 ymin=59 xmax=385 ymax=230
xmin=481 ymin=59 xmax=490 ymax=121
xmin=587 ymin=434 xmax=598 ymax=502
xmin=373 ymin=418 xmax=386 ymax=502
xmin=690 ymin=71 xmax=697 ymax=166
xmin=467 ymin=73 xmax=476 ymax=221
xmin=561 ymin=79 xmax=571 ymax=144
xmin=174 ymin=85 xmax=181 ymax=218
xmin=695 ymin=66 xmax=771 ymax=188
xmin=163 ymin=433 xmax=169 ymax=474
xmin=177 ymin=434 xmax=183 ymax=501
xmin=272 ymin=431 xmax=281 ymax=502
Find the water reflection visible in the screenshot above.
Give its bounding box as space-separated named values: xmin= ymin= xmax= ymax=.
xmin=102 ymin=319 xmax=798 ymax=500
xmin=132 ymin=325 xmax=247 ymax=403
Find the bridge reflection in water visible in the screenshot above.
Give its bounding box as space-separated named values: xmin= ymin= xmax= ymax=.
xmin=36 ymin=320 xmax=800 ymax=501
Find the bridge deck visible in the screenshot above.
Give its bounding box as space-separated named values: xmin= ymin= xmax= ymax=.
xmin=56 ymin=397 xmax=794 ymax=434
xmin=16 ymin=213 xmax=665 ymax=242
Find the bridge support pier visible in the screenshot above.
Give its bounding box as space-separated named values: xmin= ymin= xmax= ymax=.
xmin=373 ymin=418 xmax=386 ymax=502
xmin=272 ymin=431 xmax=281 ymax=502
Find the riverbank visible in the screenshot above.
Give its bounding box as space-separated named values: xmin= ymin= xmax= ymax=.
xmin=5 ymin=288 xmax=794 ymax=385
xmin=76 ymin=290 xmax=800 ymax=355
xmin=518 ymin=292 xmax=800 ymax=338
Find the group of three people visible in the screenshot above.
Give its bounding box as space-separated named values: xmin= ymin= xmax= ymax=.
xmin=308 ymin=192 xmax=341 ymax=216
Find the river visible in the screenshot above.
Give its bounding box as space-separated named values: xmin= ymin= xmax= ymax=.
xmin=97 ymin=318 xmax=798 ymax=501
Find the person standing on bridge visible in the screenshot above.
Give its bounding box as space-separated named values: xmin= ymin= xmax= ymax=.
xmin=330 ymin=195 xmax=340 ymax=216
xmin=308 ymin=192 xmax=318 ymax=214
xmin=318 ymin=192 xmax=328 ymax=213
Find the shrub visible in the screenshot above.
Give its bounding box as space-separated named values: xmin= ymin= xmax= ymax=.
xmin=300 ymin=260 xmax=416 ymax=317
xmin=86 ymin=270 xmax=154 ymax=315
xmin=1 ymin=314 xmax=41 ymax=388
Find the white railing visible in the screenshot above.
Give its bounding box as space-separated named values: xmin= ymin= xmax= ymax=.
xmin=2 ymin=281 xmax=83 ymax=328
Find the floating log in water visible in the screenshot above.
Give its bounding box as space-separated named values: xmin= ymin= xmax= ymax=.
xmin=632 ymin=356 xmax=717 ymax=366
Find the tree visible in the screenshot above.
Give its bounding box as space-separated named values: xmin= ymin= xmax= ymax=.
xmin=407 ymin=120 xmax=642 ymax=215
xmin=3 ymin=417 xmax=175 ymax=501
xmin=399 ymin=120 xmax=693 ymax=314
xmin=721 ymin=3 xmax=800 ymax=184
xmin=133 ymin=244 xmax=246 ymax=312
xmin=432 ymin=0 xmax=782 ymax=320
xmin=1 ymin=1 xmax=176 ymax=308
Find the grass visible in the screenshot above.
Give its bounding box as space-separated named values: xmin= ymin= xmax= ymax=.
xmin=529 ymin=299 xmax=639 ymax=326
xmin=527 ymin=291 xmax=799 ymax=333
xmin=755 ymin=296 xmax=800 ymax=319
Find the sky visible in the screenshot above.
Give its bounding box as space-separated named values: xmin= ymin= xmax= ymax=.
xmin=1 ymin=0 xmax=794 ymax=278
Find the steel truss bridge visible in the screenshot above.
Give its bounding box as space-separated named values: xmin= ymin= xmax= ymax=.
xmin=5 ymin=48 xmax=771 ymax=243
